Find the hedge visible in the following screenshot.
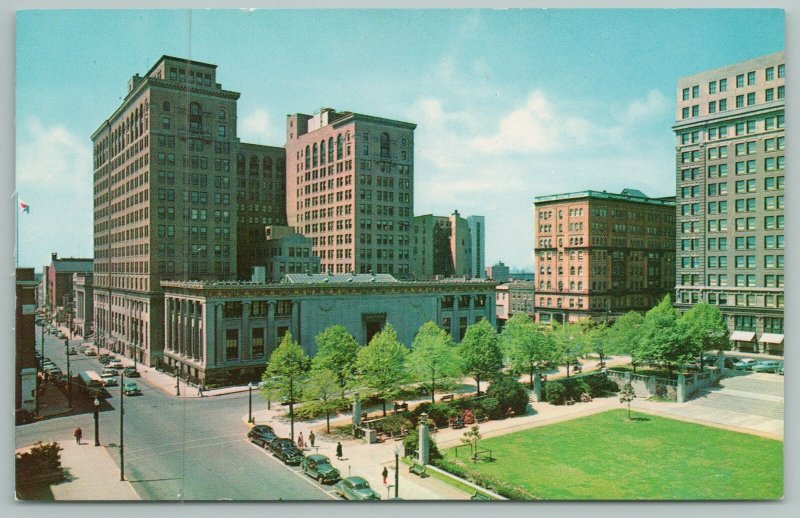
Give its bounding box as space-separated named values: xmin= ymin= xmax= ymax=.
xmin=432 ymin=457 xmax=540 ymax=500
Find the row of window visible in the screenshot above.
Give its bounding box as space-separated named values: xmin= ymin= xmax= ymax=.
xmin=681 ymin=64 xmax=784 ymax=101
xmin=679 ymin=114 xmax=784 ymax=145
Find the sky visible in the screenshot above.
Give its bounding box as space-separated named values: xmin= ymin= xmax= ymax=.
xmin=15 ymin=8 xmax=785 ymax=271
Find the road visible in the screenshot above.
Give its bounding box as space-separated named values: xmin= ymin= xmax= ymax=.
xmin=16 ymin=324 xmax=332 ymax=501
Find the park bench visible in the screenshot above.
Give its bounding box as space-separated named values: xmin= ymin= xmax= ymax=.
xmin=393 ymin=401 xmax=409 ymax=413
xmin=409 ymin=463 xmax=428 ymax=478
xmin=440 ymin=394 xmax=454 ymax=402
xmin=565 ymin=398 xmax=575 ymax=406
xmin=477 ymin=416 xmax=490 ymax=423
xmin=471 ymin=491 xmax=492 ymax=501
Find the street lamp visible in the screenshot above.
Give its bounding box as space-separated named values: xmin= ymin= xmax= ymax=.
xmin=394 ymin=446 xmax=400 ymax=499
xmin=248 ymin=382 xmax=254 ymax=423
xmin=120 ymin=370 xmax=125 ymax=481
xmin=93 ymin=397 xmax=100 ymax=446
xmin=65 ymin=339 xmax=72 ymax=409
xmin=175 ymin=364 xmax=180 ymax=397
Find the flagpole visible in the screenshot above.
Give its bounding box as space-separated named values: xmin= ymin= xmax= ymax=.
xmin=15 ymin=191 xmax=19 ymax=268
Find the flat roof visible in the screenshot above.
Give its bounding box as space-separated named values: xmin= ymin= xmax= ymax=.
xmin=534 ymin=189 xmax=675 ymax=207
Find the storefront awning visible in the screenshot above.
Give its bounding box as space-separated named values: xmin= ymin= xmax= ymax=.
xmin=730 ymin=331 xmax=756 ymax=342
xmin=759 ymin=333 xmax=784 ymax=344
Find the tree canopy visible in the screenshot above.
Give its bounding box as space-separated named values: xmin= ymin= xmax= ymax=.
xmin=353 ymin=323 xmax=408 ymax=415
xmin=407 ymin=321 xmax=461 ymax=402
xmin=680 ymin=303 xmax=730 ymax=370
xmin=312 ymin=325 xmax=360 ymax=395
xmin=501 ymin=313 xmax=555 ymax=387
xmin=459 ymin=319 xmax=503 ymax=394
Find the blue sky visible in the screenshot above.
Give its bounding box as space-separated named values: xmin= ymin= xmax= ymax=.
xmin=15 ymin=9 xmax=784 ymax=271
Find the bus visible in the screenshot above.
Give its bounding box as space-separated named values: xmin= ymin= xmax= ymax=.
xmin=77 ymin=370 xmax=105 ymax=398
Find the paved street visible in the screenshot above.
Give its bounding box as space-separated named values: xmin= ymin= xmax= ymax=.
xmin=16 ymin=325 xmax=331 ymax=501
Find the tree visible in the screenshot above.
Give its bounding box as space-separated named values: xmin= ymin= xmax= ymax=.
xmin=312 ymin=325 xmax=360 ymax=398
xmin=606 ymin=310 xmax=646 ymax=372
xmin=459 ymin=319 xmax=503 ymax=395
xmin=353 ymin=323 xmax=408 ymax=416
xmin=638 ymin=295 xmax=690 ymax=375
xmin=550 ymin=321 xmax=588 ymax=378
xmin=680 ymin=303 xmax=730 ymax=372
xmin=501 ymin=313 xmax=555 ymax=387
xmin=619 ymin=382 xmax=635 ymax=420
xmin=407 ymin=322 xmax=461 ymax=403
xmin=304 ymin=368 xmax=341 ymax=433
xmin=460 ymin=425 xmax=483 ymax=462
xmin=262 ymin=332 xmax=310 ymax=439
xmin=586 ymin=323 xmax=610 ymax=368
xmin=485 ymin=375 xmax=529 ymax=417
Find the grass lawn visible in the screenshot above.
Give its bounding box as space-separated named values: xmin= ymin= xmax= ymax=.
xmin=441 ymin=409 xmax=782 ymax=500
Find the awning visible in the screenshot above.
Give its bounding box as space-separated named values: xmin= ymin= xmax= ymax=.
xmin=730 ymin=331 xmax=756 ymax=342
xmin=759 ymin=333 xmax=784 ymax=344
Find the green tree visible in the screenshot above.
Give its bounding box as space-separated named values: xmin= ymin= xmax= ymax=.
xmin=312 ymin=325 xmax=360 ymax=398
xmin=586 ymin=323 xmax=610 ymax=368
xmin=606 ymin=311 xmax=646 ymax=372
xmin=638 ymin=295 xmax=690 ymax=375
xmin=680 ymin=303 xmax=730 ymax=372
xmin=304 ymin=367 xmax=341 ymax=433
xmin=485 ymin=375 xmax=529 ymax=416
xmin=459 ymin=319 xmax=503 ymax=395
xmin=550 ymin=321 xmax=588 ymax=377
xmin=619 ymin=382 xmax=635 ymax=420
xmin=262 ymin=332 xmax=310 ymax=439
xmin=407 ymin=321 xmax=461 ymax=403
xmin=501 ymin=313 xmax=555 ymax=387
xmin=460 ymin=425 xmax=483 ymax=462
xmin=353 ymin=323 xmax=408 ymax=416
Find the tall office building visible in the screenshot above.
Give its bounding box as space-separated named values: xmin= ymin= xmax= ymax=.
xmin=533 ymin=189 xmax=675 ymax=324
xmin=235 ymin=143 xmax=287 ymax=279
xmin=673 ymin=52 xmax=785 ymax=355
xmin=91 ymin=56 xmax=244 ymax=367
xmin=467 ymin=215 xmax=486 ymax=279
xmin=285 ymin=108 xmax=416 ymax=277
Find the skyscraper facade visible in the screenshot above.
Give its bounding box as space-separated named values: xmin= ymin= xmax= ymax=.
xmin=467 ymin=215 xmax=486 ymax=279
xmin=673 ymin=52 xmax=785 ymax=355
xmin=285 ymin=109 xmax=416 ymax=277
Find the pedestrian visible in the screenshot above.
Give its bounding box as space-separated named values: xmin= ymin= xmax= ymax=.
xmin=74 ymin=427 xmax=82 ymax=444
xmin=309 ymin=430 xmax=315 ymax=448
xmin=382 ymin=466 xmax=388 ymax=485
xmin=336 ymin=442 xmax=343 ymax=459
xmin=198 ymin=384 xmax=204 ymax=397
xmin=298 ymin=432 xmax=304 ymax=449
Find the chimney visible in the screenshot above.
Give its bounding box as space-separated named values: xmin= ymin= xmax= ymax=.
xmin=51 ymin=252 xmax=58 ymax=262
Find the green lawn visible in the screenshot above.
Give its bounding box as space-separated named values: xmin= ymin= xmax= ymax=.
xmin=441 ymin=409 xmax=782 ymax=500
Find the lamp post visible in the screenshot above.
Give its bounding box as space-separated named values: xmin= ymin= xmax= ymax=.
xmin=248 ymin=382 xmax=254 ymax=423
xmin=93 ymin=397 xmax=100 ymax=446
xmin=175 ymin=364 xmax=180 ymax=396
xmin=120 ymin=370 xmax=125 ymax=481
xmin=289 ymin=374 xmax=295 ymax=441
xmin=65 ymin=338 xmax=72 ymax=408
xmin=394 ymin=446 xmax=400 ymax=499
xmin=35 ymin=323 xmax=46 ymax=417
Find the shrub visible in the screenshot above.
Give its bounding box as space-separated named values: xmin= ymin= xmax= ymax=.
xmin=380 ymin=414 xmax=413 ymax=434
xmin=480 ymin=396 xmax=500 ymax=419
xmin=403 ymin=431 xmax=441 ymax=459
xmin=414 ymin=402 xmax=458 ymax=426
xmin=583 ymin=373 xmax=620 ymax=397
xmin=291 ymin=398 xmax=349 ymax=421
xmin=461 ymin=409 xmax=475 ymax=425
xmin=473 ymin=406 xmax=488 ymax=421
xmin=544 ymin=381 xmax=567 ymax=405
xmin=16 ymin=442 xmax=63 ymax=480
xmin=432 ymin=458 xmax=540 ymax=500
xmin=486 ymin=376 xmax=529 ymax=416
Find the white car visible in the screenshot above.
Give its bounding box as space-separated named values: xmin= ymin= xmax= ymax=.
xmin=101 ymin=369 xmax=117 ymax=378
xmin=108 ymin=361 xmax=124 ymax=369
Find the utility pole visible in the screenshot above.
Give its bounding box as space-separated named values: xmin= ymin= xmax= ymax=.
xmin=120 ymin=370 xmax=125 ymax=481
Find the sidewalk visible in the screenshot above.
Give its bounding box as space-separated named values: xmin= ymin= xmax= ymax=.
xmin=16 ymin=438 xmax=139 ymax=501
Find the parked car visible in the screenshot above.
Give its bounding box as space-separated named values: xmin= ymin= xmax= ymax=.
xmin=269 ymin=438 xmax=305 ymax=465
xmin=57 ymin=332 xmax=66 ymax=339
xmin=101 ymin=369 xmax=118 ymax=378
xmin=752 ymin=360 xmax=783 ymax=373
xmin=333 ymin=476 xmax=381 ymax=500
xmin=301 ymin=454 xmax=341 ymax=484
xmin=247 ymin=425 xmax=278 ymax=447
xmin=733 ymin=358 xmax=760 ymax=370
xmin=67 ymin=347 xmax=77 ymax=355
xmin=123 ymin=367 xmax=141 ymax=378
xmin=103 ymin=377 xmax=118 ymax=387
xmin=778 ymin=364 xmax=784 ymax=376
xmin=84 ymin=348 xmax=98 ymax=357
xmin=108 ymin=361 xmax=124 ymax=369
xmin=122 ymin=381 xmax=141 ymax=396
xmin=98 ymin=354 xmax=112 ymax=364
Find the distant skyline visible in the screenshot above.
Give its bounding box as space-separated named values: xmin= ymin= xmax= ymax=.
xmin=15 ymin=9 xmax=784 ymax=270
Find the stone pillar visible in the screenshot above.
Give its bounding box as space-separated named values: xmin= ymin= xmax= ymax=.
xmin=352 ymin=393 xmax=362 ymax=429
xmin=717 ymin=353 xmax=725 ymax=371
xmin=418 ymin=413 xmax=430 ymax=465
xmin=266 ymin=301 xmax=275 ymax=354
xmin=242 ymin=301 xmax=251 ymax=361
xmin=677 ymin=373 xmax=686 ymax=403
xmin=533 ymin=373 xmax=543 ymax=402
xmin=164 ymin=298 xmax=171 ymax=352
xmin=198 ymin=303 xmax=205 ymax=362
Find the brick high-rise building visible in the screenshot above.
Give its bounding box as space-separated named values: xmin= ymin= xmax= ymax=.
xmin=412 ymin=211 xmax=470 ymax=278
xmin=285 ymin=108 xmax=416 ymax=277
xmin=673 ymin=52 xmax=785 ymax=355
xmin=533 ymin=189 xmax=675 ymax=324
xmin=91 ymin=56 xmax=250 ymax=367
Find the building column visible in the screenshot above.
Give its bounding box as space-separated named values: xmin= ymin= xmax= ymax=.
xmin=198 ymin=302 xmax=205 ymax=363
xmin=451 ymin=298 xmax=459 ymax=339
xmin=266 ymin=301 xmax=275 ymax=353
xmin=242 ymin=301 xmax=251 ymax=361
xmin=166 ymin=297 xmax=173 ymax=353
xmin=291 ymin=300 xmax=300 ymax=344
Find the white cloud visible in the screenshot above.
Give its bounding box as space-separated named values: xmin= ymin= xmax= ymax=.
xmin=622 ymin=89 xmax=669 ymax=124
xmin=240 ymin=108 xmax=273 ymax=144
xmin=16 ymin=117 xmax=91 ymax=189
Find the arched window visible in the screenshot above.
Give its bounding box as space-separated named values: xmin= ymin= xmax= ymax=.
xmin=276 ymin=157 xmax=285 ymax=171
xmin=218 ymin=109 xmax=226 ymax=121
xmin=249 ymin=155 xmax=259 ymax=176
xmin=327 ymin=137 xmax=334 ymax=162
xmin=162 ymin=101 xmax=171 ymax=112
xmin=237 ymin=153 xmax=245 ymax=175
xmin=380 ymin=132 xmax=390 ymax=158
xmin=304 ymin=145 xmax=311 ymax=169
xmin=336 ymin=135 xmax=343 ymax=159
xmin=319 ymin=140 xmax=326 ymax=165
xmin=263 ymin=156 xmax=273 ymax=173
xmin=189 ymin=102 xmax=202 ymax=133
xmin=312 ymin=143 xmax=318 ymax=167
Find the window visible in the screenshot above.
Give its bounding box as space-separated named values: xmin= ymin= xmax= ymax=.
xmin=189 ymin=102 xmax=202 ymax=133
xmin=708 ymin=80 xmax=717 ymax=94
xmin=719 ymin=78 xmax=728 ymax=91
xmin=766 ymin=67 xmax=774 ymax=81
xmin=218 ymin=124 xmax=226 ymax=138
xmin=747 ymin=71 xmax=756 ymax=85
xmin=225 ymin=329 xmax=238 ymax=360
xmin=380 ymin=132 xmax=390 ymax=158
xmin=708 ymin=101 xmax=716 ymax=113
xmin=777 ymin=85 xmax=784 ymax=99
xmin=691 ymin=105 xmax=699 ymax=117
xmin=736 ymin=74 xmax=744 ymax=88
xmin=162 ymin=115 xmax=170 ymax=130
xmin=765 ymin=88 xmax=774 ymax=102
xmin=736 ymin=95 xmax=744 ymax=108
xmin=252 ymin=328 xmax=264 ymax=358
xmin=747 ymin=92 xmax=755 ymax=106
xmin=682 ymin=88 xmax=690 ymax=101
xmin=777 ymin=64 xmax=785 ymax=78
xmin=719 ymin=99 xmax=727 ymax=111
xmin=682 ymin=107 xmax=689 ymax=119
xmin=218 ymin=109 xmax=226 ymax=121
xmin=692 ymin=85 xmax=699 ymax=98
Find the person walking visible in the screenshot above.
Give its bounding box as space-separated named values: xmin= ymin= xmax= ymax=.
xmin=336 ymin=442 xmax=343 ymax=459
xmin=382 ymin=466 xmax=388 ymax=485
xmin=309 ymin=430 xmax=315 ymax=448
xmin=298 ymin=432 xmax=304 ymax=449
xmin=74 ymin=427 xmax=82 ymax=444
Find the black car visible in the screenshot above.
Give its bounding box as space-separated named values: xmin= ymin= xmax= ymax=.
xmin=247 ymin=425 xmax=277 ymax=447
xmin=123 ymin=367 xmax=141 ymax=378
xmin=269 ymin=438 xmax=305 ymax=465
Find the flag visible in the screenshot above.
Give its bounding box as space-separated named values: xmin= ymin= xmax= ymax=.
xmin=19 ymin=199 xmax=30 ymax=214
